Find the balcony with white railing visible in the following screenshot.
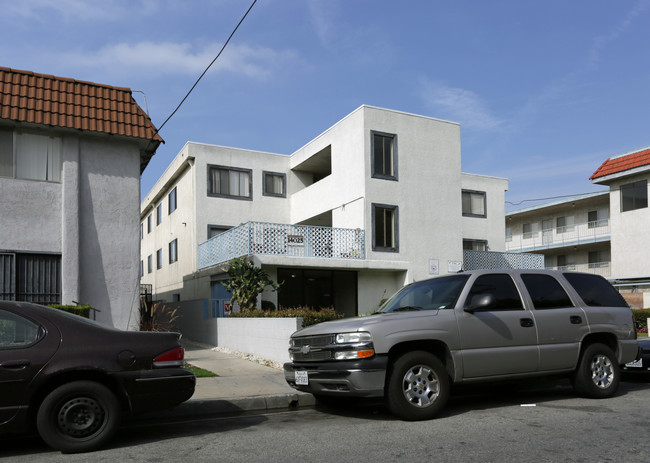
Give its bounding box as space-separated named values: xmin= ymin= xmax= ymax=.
xmin=506 ymin=220 xmax=610 ymax=253
xmin=198 ymin=221 xmax=365 ymax=270
xmin=545 ymin=262 xmax=611 ymax=278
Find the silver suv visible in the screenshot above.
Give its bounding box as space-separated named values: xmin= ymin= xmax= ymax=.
xmin=284 ymin=270 xmax=639 ymax=420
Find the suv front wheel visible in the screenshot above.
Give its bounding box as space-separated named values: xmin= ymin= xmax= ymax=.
xmin=386 ymin=351 xmax=450 ymax=421
xmin=572 ymin=343 xmax=620 ymax=399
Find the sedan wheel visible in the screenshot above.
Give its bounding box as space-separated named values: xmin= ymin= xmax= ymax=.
xmin=36 ymin=381 xmax=121 ymax=453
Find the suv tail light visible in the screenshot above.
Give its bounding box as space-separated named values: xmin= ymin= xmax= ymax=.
xmin=154 ymin=347 xmax=185 ymax=367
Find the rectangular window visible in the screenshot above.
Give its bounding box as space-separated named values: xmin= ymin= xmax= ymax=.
xmin=0 ymin=127 xmax=13 ymax=177
xmin=169 ymin=187 xmax=177 ymax=214
xmin=140 ymin=223 xmax=143 ymax=240
xmin=263 ymin=171 xmax=286 ymax=197
xmin=621 ymin=180 xmax=648 ymax=212
xmin=1 ymin=252 xmax=61 ymax=304
xmin=588 ymin=250 xmax=610 ymax=268
xmin=169 ymin=239 xmax=178 ymax=264
xmin=208 ymin=225 xmax=231 ymax=240
xmin=371 ymin=132 xmax=397 ymax=180
xmin=462 ymin=190 xmax=486 ymax=217
xmin=523 ymin=223 xmax=537 ymax=239
xmin=156 ymin=204 xmax=162 ymax=226
xmin=156 ymin=249 xmax=163 ymax=269
xmin=588 ymin=208 xmax=609 ymax=228
xmin=505 ymin=226 xmax=512 ymax=242
xmin=556 ymin=216 xmax=575 ymax=233
xmin=463 ymin=239 xmax=487 ymax=251
xmin=372 ymin=203 xmax=398 ymax=252
xmin=15 ymin=132 xmax=62 ymax=182
xmin=147 ymin=215 xmax=152 ymax=233
xmin=208 ymin=165 xmax=252 ymax=199
xmin=140 ymin=260 xmax=144 ymax=277
xmin=147 ymin=255 xmax=152 ymax=274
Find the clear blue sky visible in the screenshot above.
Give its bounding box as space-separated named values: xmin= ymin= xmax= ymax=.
xmin=2 ymin=0 xmax=649 ymax=210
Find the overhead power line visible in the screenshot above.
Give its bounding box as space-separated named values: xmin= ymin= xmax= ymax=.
xmin=144 ymin=0 xmax=258 ymax=151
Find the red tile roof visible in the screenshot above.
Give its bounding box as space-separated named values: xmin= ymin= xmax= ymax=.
xmin=0 ymin=66 xmax=163 ymax=169
xmin=590 ymin=147 xmax=650 ymax=181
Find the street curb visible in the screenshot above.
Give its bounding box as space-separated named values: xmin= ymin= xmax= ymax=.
xmin=137 ymin=392 xmax=316 ymax=421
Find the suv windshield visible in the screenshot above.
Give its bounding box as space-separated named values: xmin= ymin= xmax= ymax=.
xmin=377 ymin=274 xmax=470 ymax=313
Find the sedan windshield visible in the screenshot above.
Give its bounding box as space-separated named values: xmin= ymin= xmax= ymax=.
xmin=377 ymin=274 xmax=469 ymax=313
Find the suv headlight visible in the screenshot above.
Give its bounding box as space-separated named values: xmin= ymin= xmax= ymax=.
xmin=334 ymin=331 xmax=374 ymax=360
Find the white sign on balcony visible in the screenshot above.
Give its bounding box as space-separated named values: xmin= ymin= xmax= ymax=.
xmin=288 ymin=235 xmax=304 ymax=246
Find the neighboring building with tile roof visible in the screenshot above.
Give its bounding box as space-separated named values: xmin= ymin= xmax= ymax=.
xmin=0 ymin=67 xmax=162 ymax=329
xmin=505 ymin=145 xmax=650 ymax=308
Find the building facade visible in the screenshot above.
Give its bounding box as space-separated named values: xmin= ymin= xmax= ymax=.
xmin=140 ymin=106 xmax=508 ymax=317
xmin=0 ymin=67 xmax=161 ymax=328
xmin=506 ymin=146 xmax=650 ymax=308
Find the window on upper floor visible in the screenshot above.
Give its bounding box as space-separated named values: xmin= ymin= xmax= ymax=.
xmin=505 ymin=226 xmax=512 ymax=242
xmin=208 ymin=225 xmax=231 ymax=240
xmin=371 ymin=131 xmax=397 ymax=180
xmin=556 ymin=215 xmax=574 ymax=234
xmin=0 ymin=128 xmax=62 ymax=182
xmin=263 ymin=171 xmax=286 ymax=197
xmin=463 ymin=239 xmax=487 ymax=251
xmin=523 ymin=222 xmax=537 ymax=239
xmin=208 ymin=165 xmax=252 ymax=200
xmin=621 ymin=180 xmax=647 ymax=212
xmin=587 ymin=208 xmax=609 ymax=228
xmin=556 ymin=254 xmax=575 ymax=270
xmin=169 ymin=187 xmax=177 ymax=214
xmin=462 ymin=190 xmax=486 ymax=217
xmin=147 ymin=255 xmax=152 ymax=274
xmin=156 ymin=249 xmax=163 ymax=269
xmin=156 ymin=204 xmax=162 ymax=226
xmin=372 ymin=203 xmax=398 ymax=252
xmin=147 ymin=214 xmax=152 ymax=233
xmin=140 ymin=223 xmax=143 ymax=240
xmin=169 ymin=239 xmax=178 ymax=264
xmin=140 ymin=260 xmax=144 ymax=277
xmin=588 ymin=250 xmax=610 ymax=268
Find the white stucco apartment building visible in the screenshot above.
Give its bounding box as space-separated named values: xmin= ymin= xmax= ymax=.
xmin=140 ymin=106 xmax=508 ymax=317
xmin=506 ymin=145 xmax=650 ymax=308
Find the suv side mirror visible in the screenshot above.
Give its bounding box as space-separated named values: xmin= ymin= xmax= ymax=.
xmin=465 ymin=294 xmax=496 ymax=313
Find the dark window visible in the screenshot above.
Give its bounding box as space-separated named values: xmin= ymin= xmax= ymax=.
xmin=208 ymin=225 xmax=231 ymax=239
xmin=556 ymin=216 xmax=574 ymax=233
xmin=372 ymin=203 xmax=398 ymax=252
xmin=371 ymin=132 xmax=397 ymax=180
xmin=169 ymin=187 xmax=177 ymax=214
xmin=140 ymin=223 xmax=143 ymax=240
xmin=465 ymin=274 xmax=524 ymax=311
xmin=621 ymin=180 xmax=647 ymax=212
xmin=147 ymin=255 xmax=152 ymax=274
xmin=208 ymin=165 xmax=252 ymax=200
xmin=521 ymin=274 xmax=573 ymax=309
xmin=462 ymin=190 xmax=486 ymax=217
xmin=263 ymin=171 xmax=286 ymax=197
xmin=156 ymin=249 xmax=163 ymax=269
xmin=156 ymin=204 xmax=162 ymax=225
xmin=140 ymin=260 xmax=144 ymax=277
xmin=563 ymin=273 xmax=628 ymax=307
xmin=0 ymin=252 xmax=61 ymax=304
xmin=588 ymin=209 xmax=609 ymax=228
xmin=169 ymin=239 xmax=178 ymax=264
xmin=0 ymin=309 xmax=44 ymax=348
xmin=463 ymin=239 xmax=487 ymax=251
xmin=147 ymin=214 xmax=152 ymax=233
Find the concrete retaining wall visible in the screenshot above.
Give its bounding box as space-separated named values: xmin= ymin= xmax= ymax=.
xmin=171 ymin=299 xmax=302 ymax=364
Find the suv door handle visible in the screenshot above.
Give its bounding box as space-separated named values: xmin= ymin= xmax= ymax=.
xmin=0 ymin=359 xmax=30 ymax=369
xmin=520 ymin=318 xmax=535 ymax=328
xmin=570 ymin=316 xmax=583 ymax=325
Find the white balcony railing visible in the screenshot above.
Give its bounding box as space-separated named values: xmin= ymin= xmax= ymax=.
xmin=506 ymin=220 xmax=610 ymax=252
xmin=198 ymin=221 xmax=365 ymax=270
xmin=545 ymin=262 xmax=611 ymax=278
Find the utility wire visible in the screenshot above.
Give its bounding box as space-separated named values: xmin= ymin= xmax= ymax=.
xmin=506 ymin=191 xmax=606 ymax=206
xmin=143 ymin=0 xmax=258 ymax=152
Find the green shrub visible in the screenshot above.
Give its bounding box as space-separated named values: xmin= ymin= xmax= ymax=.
xmin=632 ymin=309 xmax=649 ymax=331
xmin=229 ymin=306 xmax=343 ymax=327
xmin=48 ymin=304 xmax=91 ymax=318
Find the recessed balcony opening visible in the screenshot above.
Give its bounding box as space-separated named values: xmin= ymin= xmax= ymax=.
xmin=292 ymin=145 xmax=332 ymax=186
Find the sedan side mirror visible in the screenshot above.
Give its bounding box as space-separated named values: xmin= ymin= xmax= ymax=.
xmin=464 ymin=294 xmax=496 ymax=313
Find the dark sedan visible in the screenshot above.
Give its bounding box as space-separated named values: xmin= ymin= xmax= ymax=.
xmin=0 ymin=301 xmax=195 ymax=453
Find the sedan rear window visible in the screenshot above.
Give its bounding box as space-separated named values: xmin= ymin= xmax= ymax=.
xmin=0 ymin=309 xmax=45 ymax=348
xmin=563 ymin=273 xmax=628 ymax=307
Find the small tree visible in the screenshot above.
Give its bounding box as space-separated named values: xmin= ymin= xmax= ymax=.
xmin=221 ymin=257 xmax=281 ymax=311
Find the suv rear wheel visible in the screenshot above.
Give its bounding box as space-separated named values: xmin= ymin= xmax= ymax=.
xmin=572 ymin=343 xmax=620 ymax=398
xmin=386 ymin=351 xmax=449 ymax=420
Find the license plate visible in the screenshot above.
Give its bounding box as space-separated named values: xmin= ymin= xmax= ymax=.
xmin=625 ymin=359 xmax=643 ymax=368
xmin=295 ymin=370 xmax=308 ymax=385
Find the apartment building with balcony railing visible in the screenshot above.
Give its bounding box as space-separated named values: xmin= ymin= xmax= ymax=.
xmin=140 ymin=106 xmax=509 ymax=317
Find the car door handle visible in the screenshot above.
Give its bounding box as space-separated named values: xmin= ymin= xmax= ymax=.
xmin=520 ymin=318 xmax=535 ymax=328
xmin=570 ymin=316 xmax=583 ymax=325
xmin=0 ymin=359 xmax=31 ymax=369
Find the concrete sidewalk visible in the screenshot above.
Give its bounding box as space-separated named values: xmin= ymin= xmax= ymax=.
xmin=154 ymin=340 xmax=315 ymax=419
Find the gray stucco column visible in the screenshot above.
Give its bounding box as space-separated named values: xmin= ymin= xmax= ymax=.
xmin=61 ymin=135 xmax=80 ymax=304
